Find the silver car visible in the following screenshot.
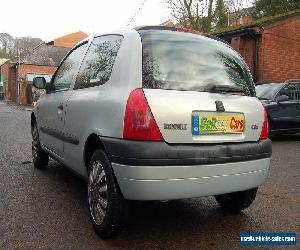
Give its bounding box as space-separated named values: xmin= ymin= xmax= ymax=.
xmin=31 ymin=26 xmax=271 ymax=238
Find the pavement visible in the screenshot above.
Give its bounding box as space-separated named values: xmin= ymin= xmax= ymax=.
xmin=0 ymin=100 xmax=299 ymax=249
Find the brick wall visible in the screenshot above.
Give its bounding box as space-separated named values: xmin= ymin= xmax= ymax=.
xmin=260 ymin=16 xmax=300 ymax=82
xmin=231 ymin=36 xmax=255 ymax=76
xmin=240 ymin=36 xmax=255 ymax=75
xmin=231 ymin=36 xmax=241 ymax=51
xmin=18 ymin=64 xmax=57 ymax=105
xmin=18 ymin=64 xmax=57 ymax=78
xmin=229 ymin=15 xmax=300 ymax=83
xmin=1 ymin=63 xmax=57 ymax=103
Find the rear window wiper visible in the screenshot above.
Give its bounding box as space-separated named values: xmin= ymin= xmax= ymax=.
xmin=203 ymin=83 xmax=247 ymax=95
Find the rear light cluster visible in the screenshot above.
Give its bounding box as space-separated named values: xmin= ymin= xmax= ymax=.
xmin=123 ymin=89 xmax=163 ymax=141
xmin=260 ymin=106 xmax=269 ymax=140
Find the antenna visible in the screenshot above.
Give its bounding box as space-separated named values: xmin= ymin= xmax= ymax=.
xmin=127 ymin=0 xmax=148 ymax=26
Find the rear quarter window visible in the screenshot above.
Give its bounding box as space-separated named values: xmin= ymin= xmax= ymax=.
xmin=74 ymin=35 xmax=123 ymax=90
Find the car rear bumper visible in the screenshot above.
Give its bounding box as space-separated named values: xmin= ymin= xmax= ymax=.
xmin=112 ymin=158 xmax=270 ymax=200
xmin=102 ymin=138 xmax=272 ymax=166
xmin=101 ymin=138 xmax=272 ymax=200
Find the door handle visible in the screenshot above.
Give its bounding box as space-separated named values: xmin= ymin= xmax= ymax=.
xmin=57 ymin=104 xmax=63 ymax=110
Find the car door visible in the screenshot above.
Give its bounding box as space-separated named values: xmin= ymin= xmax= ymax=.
xmin=62 ymin=35 xmax=123 ymax=176
xmin=271 ymin=83 xmax=300 ymax=131
xmin=37 ymin=43 xmax=87 ymax=159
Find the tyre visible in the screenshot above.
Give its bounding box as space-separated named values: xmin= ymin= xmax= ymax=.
xmin=87 ymin=150 xmax=128 ymax=239
xmin=215 ymin=188 xmax=258 ymax=214
xmin=31 ymin=123 xmax=49 ymax=169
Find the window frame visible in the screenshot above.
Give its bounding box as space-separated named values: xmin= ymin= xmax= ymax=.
xmin=276 ymin=83 xmax=300 ymax=102
xmin=73 ymin=34 xmax=123 ymax=91
xmin=48 ymin=41 xmax=88 ymax=94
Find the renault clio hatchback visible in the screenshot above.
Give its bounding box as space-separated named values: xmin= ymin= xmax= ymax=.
xmin=31 ymin=26 xmax=272 ymax=238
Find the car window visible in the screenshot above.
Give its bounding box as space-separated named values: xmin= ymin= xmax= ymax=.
xmin=51 ymin=43 xmax=87 ymax=92
xmin=74 ymin=35 xmax=123 ymax=90
xmin=139 ymin=30 xmax=255 ymax=96
xmin=296 ymin=85 xmax=300 ymax=100
xmin=279 ymin=84 xmax=299 ymax=101
xmin=255 ymin=83 xmax=283 ymax=100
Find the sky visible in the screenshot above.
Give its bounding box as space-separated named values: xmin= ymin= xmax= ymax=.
xmin=0 ymin=0 xmax=171 ymax=41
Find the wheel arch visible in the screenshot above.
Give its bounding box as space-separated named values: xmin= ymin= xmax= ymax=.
xmin=83 ymin=133 xmax=107 ymax=169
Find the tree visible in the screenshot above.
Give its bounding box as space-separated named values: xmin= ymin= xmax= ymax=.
xmin=226 ymin=0 xmax=253 ymax=13
xmin=202 ymin=0 xmax=214 ymax=32
xmin=254 ymin=0 xmax=300 ymax=18
xmin=214 ymin=0 xmax=228 ymax=29
xmin=13 ymin=37 xmax=43 ymax=58
xmin=0 ymin=33 xmax=14 ymax=58
xmin=0 ymin=33 xmax=43 ymax=60
xmin=165 ymin=0 xmax=214 ymax=31
xmin=165 ymin=0 xmax=259 ymax=32
xmin=165 ymin=0 xmax=254 ymax=32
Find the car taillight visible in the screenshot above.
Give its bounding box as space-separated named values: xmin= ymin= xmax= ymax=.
xmin=260 ymin=106 xmax=268 ymax=140
xmin=123 ymin=89 xmax=163 ymax=141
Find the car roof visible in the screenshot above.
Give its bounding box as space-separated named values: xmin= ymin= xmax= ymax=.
xmin=256 ymin=81 xmax=300 ymax=89
xmin=285 ymin=79 xmax=300 ymax=84
xmin=72 ymin=26 xmax=235 ymax=53
xmin=134 ymin=25 xmax=176 ymax=31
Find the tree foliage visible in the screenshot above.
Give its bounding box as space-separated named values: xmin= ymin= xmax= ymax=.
xmin=215 ymin=0 xmax=228 ymax=29
xmin=166 ymin=0 xmax=213 ymax=31
xmin=0 ymin=33 xmax=14 ymax=58
xmin=165 ymin=0 xmax=252 ymax=32
xmin=0 ymin=33 xmax=43 ymax=60
xmin=165 ymin=0 xmax=300 ymax=32
xmin=254 ymin=0 xmax=300 ymax=18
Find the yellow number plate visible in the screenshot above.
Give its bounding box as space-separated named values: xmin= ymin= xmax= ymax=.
xmin=192 ymin=115 xmax=244 ymax=135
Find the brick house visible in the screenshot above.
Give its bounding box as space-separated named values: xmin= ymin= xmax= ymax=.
xmin=229 ymin=7 xmax=254 ymax=27
xmin=45 ymin=31 xmax=87 ymax=48
xmin=214 ymin=10 xmax=300 ymax=83
xmin=0 ymin=31 xmax=87 ymax=105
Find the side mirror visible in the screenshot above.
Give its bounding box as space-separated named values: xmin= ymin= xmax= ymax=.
xmin=277 ymin=95 xmax=290 ymax=103
xmin=33 ymin=77 xmax=47 ymax=89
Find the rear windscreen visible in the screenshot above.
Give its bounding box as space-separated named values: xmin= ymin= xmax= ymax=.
xmin=140 ymin=30 xmax=254 ymax=95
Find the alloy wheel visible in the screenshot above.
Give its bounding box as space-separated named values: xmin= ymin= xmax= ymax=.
xmin=88 ymin=161 xmax=108 ymax=225
xmin=32 ymin=127 xmax=39 ymax=160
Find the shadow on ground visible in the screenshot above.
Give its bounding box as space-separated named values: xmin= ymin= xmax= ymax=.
xmin=270 ymin=133 xmax=300 ymax=141
xmin=32 ymin=161 xmax=264 ymax=249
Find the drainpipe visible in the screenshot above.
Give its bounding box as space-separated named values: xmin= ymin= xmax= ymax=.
xmin=17 ymin=64 xmax=20 ymax=104
xmin=247 ymin=31 xmax=258 ymax=82
xmin=253 ymin=35 xmax=258 ymax=82
xmin=17 ymin=52 xmax=20 ymax=104
xmin=248 ymin=27 xmax=263 ymax=83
